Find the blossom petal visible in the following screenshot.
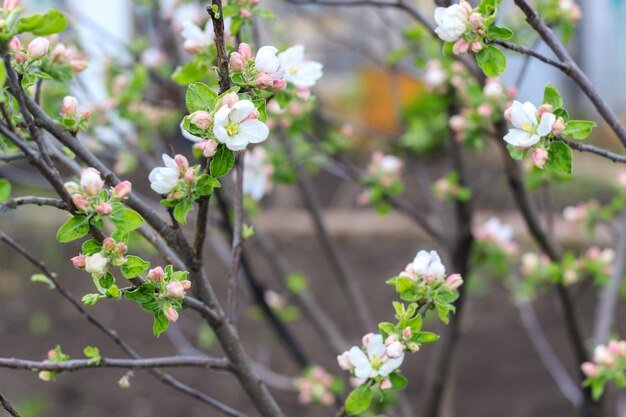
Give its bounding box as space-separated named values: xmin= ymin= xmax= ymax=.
xmin=180 ymin=121 xmax=202 ymax=142
xmin=238 ymin=119 xmax=269 ymax=144
xmin=229 ymin=100 xmax=255 ymax=123
xmin=503 ymin=128 xmax=537 ymax=147
xmin=510 ymin=101 xmax=534 ymax=129
xmin=348 ymin=347 xmax=369 ymax=368
xmin=379 ymin=354 xmax=405 ymax=377
xmin=367 ymin=334 xmax=387 ymax=358
xmin=537 ymin=112 xmax=556 ymax=137
xmin=412 ymin=250 xmax=431 ymax=275
xmin=162 ymin=154 xmax=178 ymax=170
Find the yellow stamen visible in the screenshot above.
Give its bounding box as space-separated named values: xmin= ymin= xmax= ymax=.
xmin=226 ymin=122 xmax=239 ymax=136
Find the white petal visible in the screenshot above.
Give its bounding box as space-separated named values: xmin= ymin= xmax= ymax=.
xmin=278 ymin=45 xmax=305 ymax=67
xmin=510 ymin=101 xmax=535 ymax=129
xmin=162 ymin=154 xmax=178 ymax=170
xmin=180 ymin=121 xmax=202 ymax=142
xmin=412 ymin=250 xmax=431 ymax=275
xmin=503 ymin=129 xmax=534 ymax=147
xmin=229 ymin=100 xmax=255 ymax=123
xmin=224 ymin=134 xmax=249 ymax=151
xmin=367 ymin=335 xmax=387 ymax=358
xmin=537 ymin=113 xmax=556 ymax=137
xmin=238 ymin=119 xmax=269 ymax=144
xmin=354 ymin=363 xmax=373 ymax=379
xmin=434 ymin=7 xmax=445 ymax=25
xmin=379 ymin=354 xmax=405 ymax=377
xmin=348 ymin=347 xmax=369 ymax=368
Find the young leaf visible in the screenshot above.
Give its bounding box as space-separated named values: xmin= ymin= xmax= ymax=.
xmin=416 ymin=331 xmax=440 ymax=344
xmin=173 ymin=200 xmax=194 ymax=225
xmin=121 ymin=256 xmax=150 ymax=279
xmin=84 ymin=346 xmax=101 ymax=365
xmin=31 ymin=274 xmax=55 ymax=289
xmin=109 ymin=206 xmax=144 ymax=232
xmin=56 ymin=215 xmax=90 ymax=243
xmin=562 ymin=120 xmax=596 ymax=140
xmin=153 ymin=310 xmax=169 ymax=337
xmin=389 ymin=373 xmax=408 ymax=390
xmin=210 ymin=145 xmax=235 ymax=177
xmin=196 ymin=175 xmax=221 ymax=196
xmin=487 ymin=26 xmax=513 ymax=40
xmin=475 ymin=46 xmax=506 ymax=77
xmin=186 ymin=82 xmax=217 ymax=113
xmin=82 ymin=293 xmax=101 ymax=305
xmin=546 ymin=141 xmax=572 ymax=174
xmin=0 ymin=178 xmax=11 ymax=202
xmin=345 ymin=384 xmax=373 ymax=415
xmin=16 ymin=9 xmax=68 ymax=35
xmin=543 ymin=84 xmax=563 ymax=109
xmin=81 ymin=240 xmax=102 ymax=255
xmin=125 ymin=283 xmax=155 ymax=304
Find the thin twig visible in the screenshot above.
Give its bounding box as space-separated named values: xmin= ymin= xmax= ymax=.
xmin=0 ymin=196 xmax=68 ymax=212
xmin=227 ymin=153 xmax=245 ymax=322
xmin=0 ymin=390 xmax=20 ymax=417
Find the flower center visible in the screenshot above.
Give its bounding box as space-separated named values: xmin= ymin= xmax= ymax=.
xmin=370 ymin=355 xmax=383 ymax=370
xmin=521 ymin=122 xmax=534 ymax=132
xmin=288 ymin=66 xmax=298 ymax=75
xmin=226 ymin=122 xmax=239 ymax=136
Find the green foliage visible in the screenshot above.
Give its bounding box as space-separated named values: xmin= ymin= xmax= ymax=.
xmin=109 ymin=203 xmax=144 ymax=232
xmin=0 ymin=178 xmax=11 ymax=202
xmin=186 ymin=82 xmax=217 ymax=113
xmin=83 ymin=346 xmax=101 ymax=365
xmin=346 ymin=384 xmax=373 ymax=415
xmin=546 ymin=141 xmax=572 ymax=175
xmin=30 ymin=274 xmax=55 ymax=289
xmin=210 ymin=144 xmax=235 ymax=177
xmin=120 ymin=255 xmax=150 ymax=279
xmin=562 ymin=120 xmax=596 ymax=140
xmin=486 ymin=26 xmax=513 ymax=41
xmin=543 ymin=84 xmax=563 ymax=109
xmin=16 ymin=9 xmax=68 ymax=35
xmin=56 ymin=215 xmax=90 ymax=243
xmin=475 ymin=46 xmax=506 ymax=77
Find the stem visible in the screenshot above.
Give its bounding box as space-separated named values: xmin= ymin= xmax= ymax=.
xmin=227 ymin=153 xmax=245 ymax=322
xmin=0 ymin=391 xmax=20 ymax=417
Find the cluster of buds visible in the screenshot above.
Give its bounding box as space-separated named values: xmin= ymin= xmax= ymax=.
xmin=434 ymin=0 xmax=486 ymax=55
xmin=520 ymin=252 xmax=550 ymax=278
xmin=148 ymin=154 xmax=200 ymax=198
xmin=65 ymin=168 xmax=131 ymax=217
xmin=265 ymin=96 xmax=314 ymax=130
xmin=473 ymin=217 xmax=518 ymax=255
xmin=231 ymin=0 xmax=261 ymax=19
xmin=146 ymin=266 xmax=192 ymax=322
xmin=574 ymin=246 xmax=615 ymax=284
xmin=337 ymin=333 xmax=405 ymax=390
xmin=581 ymin=340 xmax=626 ymax=394
xmin=9 ymin=35 xmax=88 ymax=72
xmin=295 ymin=366 xmax=336 ymax=405
xmin=398 ymin=250 xmax=463 ymax=291
xmin=49 ymin=40 xmax=89 ymax=72
xmin=563 ymin=201 xmax=597 ymax=225
xmin=59 ymin=95 xmax=91 ymax=132
xmin=38 ymin=346 xmax=69 ymax=382
xmin=432 ymin=174 xmax=469 ymax=202
xmin=423 ymin=60 xmax=448 ymax=93
xmin=558 ymin=0 xmax=582 ymax=22
xmin=358 ymin=152 xmax=404 ymax=208
xmin=71 ymin=236 xmax=128 ymax=277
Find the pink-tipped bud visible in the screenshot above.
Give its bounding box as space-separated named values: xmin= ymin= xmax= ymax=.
xmin=80 ymin=167 xmax=104 ymax=196
xmin=72 ymin=194 xmax=89 ymax=211
xmin=504 ymin=106 xmax=513 ymax=123
xmin=452 ymin=39 xmax=469 ymax=55
xmin=180 ymin=280 xmax=192 ymax=290
xmin=61 ymin=96 xmax=78 ymax=117
xmin=71 ymin=255 xmax=86 ymax=269
xmin=537 ymin=104 xmax=553 ymax=117
xmin=222 ymin=92 xmax=240 ymax=108
xmin=445 ymin=273 xmax=464 ymax=291
xmin=362 ymin=332 xmax=375 ymax=348
xmin=386 ymin=341 xmax=404 ymax=358
xmin=8 ymin=36 xmax=21 ymax=52
xmin=532 ymin=147 xmax=549 ymax=169
xmin=203 ymin=140 xmax=218 ymax=157
xmin=581 ymin=362 xmax=599 ymax=377
xmin=147 ymin=267 xmax=164 ymax=283
xmin=27 ymin=37 xmax=49 ymax=59
xmin=470 ymin=41 xmax=483 ymax=53
xmin=380 ymin=378 xmax=393 ymax=390
xmin=3 ymin=0 xmax=20 ymax=10
xmin=238 ymin=43 xmax=252 ymax=61
xmin=70 ymin=60 xmax=89 ymax=72
xmin=255 ymin=72 xmax=274 ymax=89
xmin=188 ymin=110 xmax=212 ymax=129
xmin=114 ymin=242 xmax=127 ymax=254
xmin=337 ymin=351 xmax=352 ymax=370
xmin=51 ymin=43 xmax=66 ymax=61
xmin=449 ymin=115 xmax=466 ymax=132
xmin=113 ymin=180 xmax=132 ymax=198
xmin=64 ymin=181 xmax=79 ymax=193
xmin=102 ymin=237 xmax=116 ymax=251
xmin=110 ymin=255 xmax=126 ymax=267
xmin=97 ymin=202 xmax=112 ymax=216
xmin=183 ymin=168 xmax=195 ymax=184
xmin=166 ymin=281 xmax=186 ymax=299
xmin=165 ymin=306 xmax=179 ymax=322
xmin=384 ymin=334 xmax=399 ymax=346
xmin=552 ymin=116 xmax=566 ymax=136
xmin=229 ymin=51 xmax=245 ymax=71
xmin=477 ymin=103 xmax=492 ymax=118
xmin=469 ymin=13 xmax=483 ymax=29
xmin=459 ymin=0 xmax=473 ymax=13
xmin=174 ymin=154 xmax=189 ymax=172
xmin=408 ymin=342 xmax=420 ymax=352
xmin=608 ymin=340 xmax=626 ymax=357
xmin=296 ymin=88 xmax=311 ymax=101
xmin=272 ymin=78 xmax=287 ymax=91
xmin=402 ymin=326 xmax=412 ymax=339
xmin=240 ymin=8 xmax=252 ymax=18
xmin=15 ymin=51 xmax=26 ymax=64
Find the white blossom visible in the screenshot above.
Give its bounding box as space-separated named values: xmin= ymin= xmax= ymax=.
xmin=213 ymin=100 xmax=269 ymax=151
xmin=243 ymin=147 xmax=273 ymax=201
xmin=412 ymin=250 xmax=446 ymax=281
xmin=434 ymin=4 xmax=470 ymax=43
xmin=347 ymin=334 xmax=404 ymax=379
xmin=149 ymin=154 xmax=180 ymax=194
xmin=255 ymin=46 xmax=281 ymax=74
xmin=278 ymin=45 xmax=323 ymax=88
xmin=85 ymin=253 xmax=108 ymax=276
xmin=503 ymin=101 xmax=556 ymax=148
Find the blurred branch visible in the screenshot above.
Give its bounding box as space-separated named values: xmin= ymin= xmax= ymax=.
xmin=555 ymin=138 xmax=626 ymax=164
xmin=0 ymin=391 xmax=20 ymax=417
xmin=227 ymin=153 xmax=245 ymax=322
xmin=0 ymin=197 xmax=68 ymax=212
xmin=0 ymin=153 xmax=26 ymax=163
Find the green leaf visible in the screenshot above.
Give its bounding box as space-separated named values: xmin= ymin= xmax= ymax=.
xmin=286 ymin=273 xmax=308 ymax=294
xmin=487 ymin=25 xmax=513 ymax=40
xmin=82 ymin=293 xmax=101 ymax=306
xmin=0 ymin=178 xmax=11 ymax=202
xmin=153 ymin=310 xmax=169 ymax=337
xmin=196 ymin=174 xmax=221 ymax=196
xmin=507 ymin=144 xmax=528 ymax=161
xmin=125 ymin=283 xmax=155 ymax=304
xmin=210 ymin=145 xmax=235 ymax=177
xmin=345 ymin=384 xmax=373 ymax=415
xmin=172 ymin=58 xmax=209 ymax=85
xmin=543 ymin=84 xmax=563 ymax=109
xmin=83 ymin=346 xmax=101 ymax=365
xmin=395 ymin=277 xmax=414 ymax=293
xmin=16 ymin=9 xmax=68 ymax=35
xmin=477 ymin=0 xmax=501 ymax=15
xmin=81 ymin=240 xmax=102 ymax=255
xmin=416 ymin=331 xmax=440 ymax=344
xmin=252 ymin=8 xmax=276 ymax=19
xmin=120 ymin=255 xmax=150 ymax=279
xmin=389 ymin=373 xmax=408 ymax=390
xmin=562 ymin=120 xmax=596 ymax=140
xmin=173 ymin=200 xmax=193 ymax=225
xmin=546 ymin=141 xmax=572 ymax=174
xmin=109 ymin=206 xmax=144 ymax=232
xmin=475 ymin=46 xmax=506 ymax=77
xmin=99 ymin=272 xmax=115 ymax=290
xmin=186 ymin=82 xmax=217 ymax=113
xmin=56 ymin=215 xmax=90 ymax=243
xmin=0 ymin=64 xmax=6 ymax=89
xmin=31 ymin=274 xmax=55 ymax=289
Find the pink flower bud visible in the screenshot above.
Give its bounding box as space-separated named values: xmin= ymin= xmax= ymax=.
xmin=272 ymin=78 xmax=287 ymax=91
xmin=113 ymin=180 xmax=132 ymax=198
xmin=445 ymin=274 xmax=464 ymax=291
xmin=296 ymin=88 xmax=311 ymax=101
xmin=581 ymin=362 xmax=599 ymax=377
xmin=362 ymin=332 xmax=375 ymax=348
xmin=180 ymin=280 xmax=192 ymax=290
xmin=114 ymin=242 xmax=127 ymax=254
xmin=70 ymin=60 xmax=89 ymax=72
xmin=380 ymin=378 xmax=393 ymax=390
xmin=459 ymin=0 xmax=473 ymax=13
xmin=64 ymin=181 xmax=79 ymax=193
xmin=15 ymin=51 xmax=26 ymax=64
xmin=255 ymin=72 xmax=274 ymax=89
xmin=471 ymin=41 xmax=483 ymax=53
xmin=537 ymin=104 xmax=553 ymax=117
xmin=97 ymin=202 xmax=112 ymax=216
xmin=407 ymin=342 xmax=420 ymax=352
xmin=165 ymin=306 xmax=179 ymax=322
xmin=203 ymin=140 xmax=218 ymax=157
xmin=593 ymin=345 xmax=615 ymax=366
xmin=452 ymin=39 xmax=469 ymax=55
xmin=71 ymin=255 xmax=86 ymax=269
xmin=337 ymin=352 xmax=352 ymax=370
xmin=183 ymin=168 xmax=195 ymax=184
xmin=166 ymin=281 xmax=186 ymax=299
xmin=3 ymin=0 xmax=20 ymax=10
xmin=402 ymin=326 xmax=412 ymax=339
xmin=552 ymin=117 xmax=566 ymax=136
xmin=8 ymin=36 xmax=21 ymax=52
xmin=477 ymin=103 xmax=492 ymax=118
xmin=504 ymin=106 xmax=513 ymax=123
xmin=238 ymin=43 xmax=252 ymax=61
xmin=51 ymin=43 xmax=66 ymax=61
xmin=174 ymin=154 xmax=189 ymax=172
xmin=229 ymin=51 xmax=245 ymax=71
xmin=102 ymin=237 xmax=116 ymax=251
xmin=72 ymin=194 xmax=89 ymax=211
xmin=61 ymin=96 xmax=78 ymax=117
xmin=222 ymin=92 xmax=240 ymax=108
xmin=183 ymin=39 xmax=204 ymax=54
xmin=27 ymin=37 xmax=49 ymax=59
xmin=384 ymin=334 xmax=398 ymax=346
xmin=240 ymin=8 xmax=252 ymax=18
xmin=532 ymin=147 xmax=549 ymax=169
xmin=110 ymin=255 xmax=126 ymax=267
xmin=80 ymin=167 xmax=104 ymax=196
xmin=469 ymin=13 xmax=483 ymax=29
xmin=386 ymin=341 xmax=404 ymax=358
xmin=608 ymin=340 xmax=626 ymax=357
xmin=147 ymin=266 xmax=165 ymax=282
xmin=188 ymin=110 xmax=212 ymax=129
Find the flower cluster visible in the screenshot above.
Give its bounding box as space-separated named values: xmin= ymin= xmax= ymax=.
xmin=37 ymin=345 xmax=69 ymax=382
xmin=71 ymin=236 xmax=128 ymax=278
xmin=434 ymin=0 xmax=486 ymax=54
xmin=295 ymin=366 xmax=342 ymax=405
xmin=582 ymin=340 xmax=626 ymax=400
xmin=65 ymin=168 xmax=131 ymax=218
xmin=432 ymin=172 xmax=470 ymax=202
xmin=144 ymin=266 xmax=192 ymax=323
xmin=358 ymin=151 xmax=404 ymax=212
xmin=180 ymin=17 xmax=232 ymax=54
xmin=58 ymin=95 xmax=90 ymax=133
xmin=473 ymin=217 xmax=518 ymax=255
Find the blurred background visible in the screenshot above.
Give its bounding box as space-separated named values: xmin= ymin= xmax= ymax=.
xmin=2 ymin=1 xmax=626 ymax=417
